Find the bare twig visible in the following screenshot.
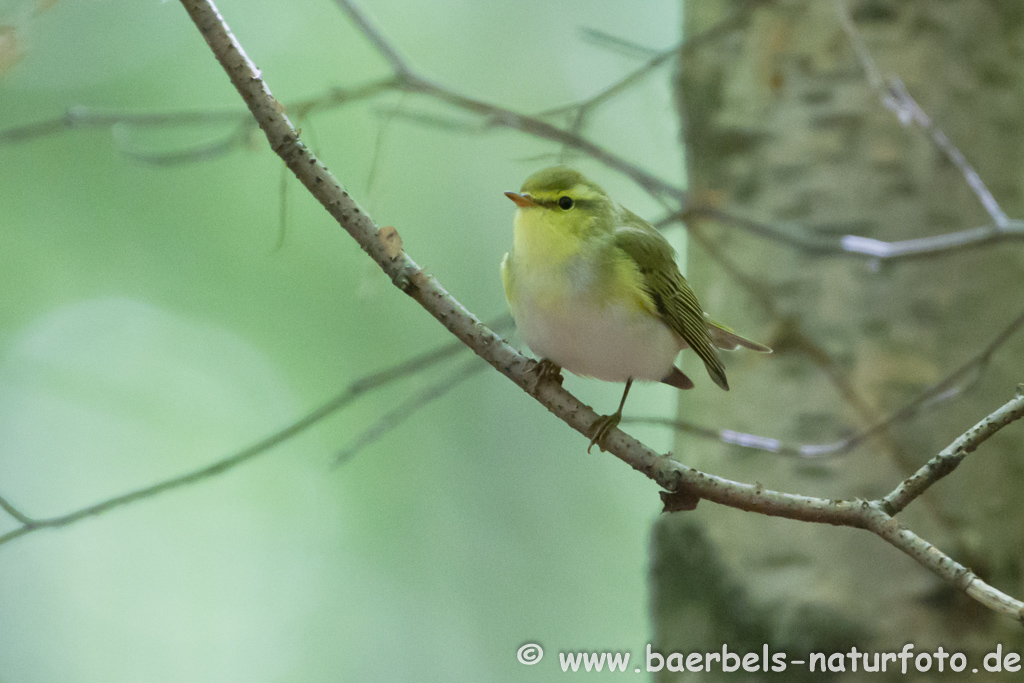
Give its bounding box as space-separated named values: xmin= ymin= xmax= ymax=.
xmin=333 ymin=359 xmax=486 ymax=465
xmin=0 ymin=79 xmax=395 ymax=150
xmin=0 ymin=105 xmax=246 ymax=143
xmin=542 ymin=6 xmax=752 ymax=164
xmin=837 ymin=0 xmax=1010 ymax=229
xmin=682 ymin=218 xmax=912 ymax=465
xmin=837 ymin=221 xmax=1024 ymax=260
xmin=861 ymin=507 xmax=1021 ymax=621
xmin=686 ymin=206 xmax=1024 ymax=262
xmin=578 ymin=28 xmax=663 ymax=59
xmin=882 ymin=386 xmax=1024 ymax=514
xmin=115 ymin=120 xmax=253 ymax=166
xmin=331 ymin=0 xmax=411 ymax=77
xmin=0 ymin=321 xmax=489 ymax=547
xmin=542 ymin=4 xmax=752 ymax=122
xmin=333 ymin=0 xmax=689 ymax=202
xmin=393 ymin=75 xmax=682 ymax=202
xmin=0 ymin=494 xmax=32 ymax=526
xmin=6 ymin=2 xmax=1021 ymax=264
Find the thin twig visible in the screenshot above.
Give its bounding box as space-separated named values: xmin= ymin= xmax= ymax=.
xmin=333 ymin=359 xmax=487 ymax=465
xmin=686 ymin=206 xmax=1024 ymax=262
xmin=0 ymin=79 xmax=395 ymax=151
xmin=0 ymin=321 xmax=493 ymax=547
xmin=115 ymin=120 xmax=254 ymax=166
xmin=541 ymin=44 xmax=679 ymax=122
xmin=331 ymin=0 xmax=411 ymax=77
xmin=396 ymin=75 xmax=682 ymax=202
xmin=6 ymin=2 xmax=1021 ymax=264
xmin=677 ymin=4 xmax=1024 ymax=263
xmin=882 ymin=387 xmax=1024 ymax=514
xmin=578 ymin=28 xmax=663 ymax=58
xmin=860 ymin=507 xmax=1021 ymax=622
xmin=542 ymin=4 xmax=752 ymax=122
xmin=545 ymin=6 xmax=752 ymax=163
xmin=0 ymin=494 xmax=32 ymax=525
xmin=836 ymin=0 xmax=1010 ymax=229
xmin=329 ymin=0 xmax=682 ymax=203
xmin=0 ymin=105 xmax=246 ymax=143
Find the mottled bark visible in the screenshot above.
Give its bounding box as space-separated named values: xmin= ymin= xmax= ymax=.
xmin=652 ymin=1 xmax=1024 ymax=680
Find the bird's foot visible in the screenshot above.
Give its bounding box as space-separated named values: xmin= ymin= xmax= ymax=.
xmin=586 ymin=410 xmax=622 ymax=454
xmin=530 ymin=359 xmax=563 ymax=385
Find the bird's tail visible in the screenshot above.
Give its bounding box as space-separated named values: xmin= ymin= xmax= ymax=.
xmin=661 ymin=366 xmax=695 ymax=390
xmin=704 ymin=315 xmax=773 ymax=353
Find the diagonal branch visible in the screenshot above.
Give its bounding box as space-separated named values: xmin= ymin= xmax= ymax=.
xmin=333 ymin=358 xmax=487 ymax=465
xmin=329 ymin=0 xmax=682 ymax=203
xmin=882 ymin=387 xmax=1024 ymax=515
xmin=0 ymin=321 xmax=484 ymax=547
xmin=331 ymin=0 xmax=411 ymax=77
xmin=166 ymin=0 xmax=1024 ymax=623
xmin=175 ymin=0 xmax=680 ymax=484
xmin=0 ymin=494 xmax=32 ymax=526
xmin=836 ymin=0 xmax=1009 ymax=230
xmin=540 ymin=2 xmax=753 ymax=126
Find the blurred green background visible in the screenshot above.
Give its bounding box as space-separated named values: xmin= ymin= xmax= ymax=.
xmin=0 ymin=0 xmax=692 ymax=679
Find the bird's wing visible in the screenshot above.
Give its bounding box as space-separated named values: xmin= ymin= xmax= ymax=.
xmin=612 ymin=221 xmax=729 ymax=390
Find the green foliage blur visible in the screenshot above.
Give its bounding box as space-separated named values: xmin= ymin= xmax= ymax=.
xmin=0 ymin=0 xmax=688 ymax=680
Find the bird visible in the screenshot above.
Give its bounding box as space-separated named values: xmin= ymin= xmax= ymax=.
xmin=500 ymin=166 xmax=771 ymax=451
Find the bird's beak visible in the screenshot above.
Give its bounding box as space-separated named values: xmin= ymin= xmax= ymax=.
xmin=505 ymin=191 xmax=537 ymax=208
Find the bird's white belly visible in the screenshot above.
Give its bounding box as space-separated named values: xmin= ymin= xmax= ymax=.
xmin=512 ymin=292 xmax=682 ymax=383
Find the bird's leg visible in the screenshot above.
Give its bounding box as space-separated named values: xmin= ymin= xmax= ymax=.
xmin=587 ymin=378 xmax=633 ymax=453
xmin=530 ymin=358 xmax=563 ymax=385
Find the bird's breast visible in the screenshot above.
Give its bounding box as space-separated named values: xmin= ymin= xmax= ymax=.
xmin=506 ymin=248 xmax=682 ymax=384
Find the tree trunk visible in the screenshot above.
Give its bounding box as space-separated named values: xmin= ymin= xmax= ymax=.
xmin=652 ymin=2 xmax=1024 ymax=680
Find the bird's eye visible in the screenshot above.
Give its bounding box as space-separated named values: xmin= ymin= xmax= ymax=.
xmin=558 ymin=196 xmax=574 ymax=210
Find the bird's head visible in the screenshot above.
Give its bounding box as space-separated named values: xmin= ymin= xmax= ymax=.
xmin=505 ymin=166 xmax=615 ymax=237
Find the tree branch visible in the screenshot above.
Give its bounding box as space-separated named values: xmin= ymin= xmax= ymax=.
xmin=882 ymin=386 xmax=1024 ymax=515
xmin=836 ymin=0 xmax=1010 ymax=230
xmin=540 ymin=2 xmax=753 ymax=127
xmin=332 ymin=0 xmax=682 ymax=203
xmin=0 ymin=320 xmax=483 ymax=547
xmin=170 ymin=0 xmax=1024 ymax=623
xmin=333 ymin=358 xmax=487 ymax=465
xmin=686 ymin=206 xmax=1024 ymax=262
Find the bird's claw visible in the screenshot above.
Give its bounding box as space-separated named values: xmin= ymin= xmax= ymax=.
xmin=530 ymin=359 xmax=563 ymax=385
xmin=587 ymin=412 xmax=622 ymax=453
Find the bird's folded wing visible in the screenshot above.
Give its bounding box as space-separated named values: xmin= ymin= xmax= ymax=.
xmin=612 ymin=225 xmax=729 ymax=390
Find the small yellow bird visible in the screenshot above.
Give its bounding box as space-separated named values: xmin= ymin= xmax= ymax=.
xmin=501 ymin=166 xmax=770 ymax=451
